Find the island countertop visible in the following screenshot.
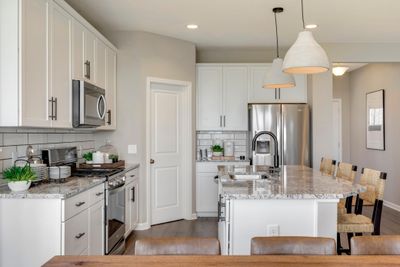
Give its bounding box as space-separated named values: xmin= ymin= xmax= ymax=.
xmin=0 ymin=177 xmax=106 ymax=199
xmin=218 ymin=165 xmax=365 ymax=200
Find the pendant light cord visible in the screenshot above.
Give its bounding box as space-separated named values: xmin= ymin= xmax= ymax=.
xmin=301 ymin=0 xmax=305 ymax=29
xmin=274 ymin=12 xmax=280 ymax=58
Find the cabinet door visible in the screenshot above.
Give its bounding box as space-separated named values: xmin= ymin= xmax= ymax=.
xmin=84 ymin=29 xmax=95 ymax=82
xmin=247 ymin=65 xmax=278 ymax=104
xmin=50 ymin=3 xmax=72 ymax=128
xmin=130 ymin=180 xmax=139 ymax=230
xmin=279 ymin=74 xmax=307 ymax=103
xmin=88 ymin=200 xmax=104 ymax=255
xmin=20 ymin=0 xmax=51 ymax=127
xmin=98 ymin=47 xmax=116 ymax=130
xmin=196 ymin=173 xmax=218 ymax=216
xmin=72 ymin=20 xmax=84 ymax=80
xmin=124 ymin=183 xmax=132 ymax=236
xmin=222 ymin=66 xmax=248 ymax=131
xmin=64 ymin=209 xmax=89 ymax=255
xmin=95 ymin=39 xmax=106 ymax=88
xmin=196 ymin=66 xmax=223 ymax=130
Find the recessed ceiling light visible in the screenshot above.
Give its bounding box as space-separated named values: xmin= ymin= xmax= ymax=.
xmin=332 ymin=66 xmax=349 ymax=76
xmin=305 ymin=24 xmax=318 ymax=29
xmin=186 ymin=24 xmax=198 ymax=29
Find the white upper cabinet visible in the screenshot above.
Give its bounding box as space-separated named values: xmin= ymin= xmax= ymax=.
xmin=50 ymin=3 xmax=72 ymax=128
xmin=197 ymin=66 xmax=223 ymax=130
xmin=0 ymin=0 xmax=118 ymax=128
xmin=222 ymin=66 xmax=248 ymax=131
xmin=95 ymin=39 xmax=107 ymax=89
xmin=247 ymin=64 xmax=307 ymax=103
xmin=20 ymin=0 xmax=51 ymax=127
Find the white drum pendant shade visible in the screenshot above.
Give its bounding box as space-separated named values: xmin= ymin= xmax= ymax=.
xmin=282 ymin=31 xmax=330 ymax=74
xmin=264 ymin=58 xmax=295 ymax=88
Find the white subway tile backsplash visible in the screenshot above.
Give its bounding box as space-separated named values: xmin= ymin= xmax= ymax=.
xmin=0 ymin=134 xmax=3 ymax=146
xmin=196 ymin=131 xmax=248 ymax=159
xmin=47 ymin=134 xmax=63 ymax=143
xmin=234 ymin=140 xmax=247 ymax=146
xmin=4 ymin=134 xmax=28 ymax=146
xmin=199 ymin=140 xmax=212 ymax=146
xmin=28 ymin=133 xmax=47 ymax=144
xmin=235 ymin=133 xmax=247 ymax=139
xmin=2 ymin=159 xmax=13 ymax=170
xmin=197 ymin=134 xmax=211 ymax=139
xmin=0 ymin=147 xmax=17 ymax=160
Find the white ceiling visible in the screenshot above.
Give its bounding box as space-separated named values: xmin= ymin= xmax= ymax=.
xmin=65 ymin=0 xmax=400 ymax=48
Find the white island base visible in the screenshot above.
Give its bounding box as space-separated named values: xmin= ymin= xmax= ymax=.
xmin=219 ymin=198 xmax=338 ymax=255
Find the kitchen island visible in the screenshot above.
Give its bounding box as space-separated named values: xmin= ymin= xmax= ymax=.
xmin=217 ymin=165 xmax=365 ymax=255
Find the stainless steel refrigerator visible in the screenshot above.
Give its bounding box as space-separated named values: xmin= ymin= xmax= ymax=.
xmin=249 ymin=104 xmax=311 ymax=167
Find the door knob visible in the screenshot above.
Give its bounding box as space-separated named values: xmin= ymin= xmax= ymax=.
xmin=150 ymin=159 xmax=155 ymax=164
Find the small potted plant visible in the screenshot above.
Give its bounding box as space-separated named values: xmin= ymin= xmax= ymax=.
xmin=3 ymin=164 xmax=37 ymax=192
xmin=211 ymin=144 xmax=224 ymax=157
xmin=83 ymin=151 xmax=93 ymax=164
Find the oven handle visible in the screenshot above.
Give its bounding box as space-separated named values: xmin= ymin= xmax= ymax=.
xmin=108 ymin=181 xmax=125 ymax=191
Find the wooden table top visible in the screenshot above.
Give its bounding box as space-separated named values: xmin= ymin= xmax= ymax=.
xmin=43 ymin=255 xmax=400 ymax=267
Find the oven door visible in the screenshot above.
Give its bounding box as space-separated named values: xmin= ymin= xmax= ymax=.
xmin=106 ymin=183 xmax=126 ymax=254
xmin=73 ymin=80 xmax=106 ymax=127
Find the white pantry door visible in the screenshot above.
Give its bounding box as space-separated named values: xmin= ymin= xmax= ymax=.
xmin=150 ymin=83 xmax=184 ymax=225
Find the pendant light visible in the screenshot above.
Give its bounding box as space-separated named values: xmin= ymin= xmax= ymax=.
xmin=263 ymin=7 xmax=295 ymax=89
xmin=282 ymin=0 xmax=329 ymax=74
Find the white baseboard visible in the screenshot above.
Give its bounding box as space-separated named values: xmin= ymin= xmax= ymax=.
xmin=191 ymin=213 xmax=197 ymax=220
xmin=135 ymin=222 xmax=151 ymax=231
xmin=383 ymin=200 xmax=400 ymax=212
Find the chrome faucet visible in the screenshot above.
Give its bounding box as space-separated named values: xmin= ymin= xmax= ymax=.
xmin=251 ymin=131 xmax=279 ymax=168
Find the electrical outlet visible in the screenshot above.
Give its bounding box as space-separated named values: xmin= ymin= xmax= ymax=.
xmin=267 ymin=224 xmax=280 ymax=236
xmin=128 ymin=144 xmax=137 ymax=154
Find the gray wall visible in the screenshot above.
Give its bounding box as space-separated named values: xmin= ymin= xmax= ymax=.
xmin=95 ymin=31 xmax=196 ymax=225
xmin=333 ymin=73 xmax=351 ymax=162
xmin=349 ymin=63 xmax=400 ymax=206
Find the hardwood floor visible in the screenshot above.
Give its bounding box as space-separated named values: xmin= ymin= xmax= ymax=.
xmin=124 ymin=206 xmax=400 ymax=255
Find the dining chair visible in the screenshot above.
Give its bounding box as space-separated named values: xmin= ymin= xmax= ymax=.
xmin=336 ymin=162 xmax=357 ymax=214
xmin=251 ymin=236 xmax=336 ymax=255
xmin=337 ymin=168 xmax=387 ymax=254
xmin=134 ymin=237 xmax=220 ymax=255
xmin=351 ymin=235 xmax=400 ymax=255
xmin=320 ymin=157 xmax=336 ymax=176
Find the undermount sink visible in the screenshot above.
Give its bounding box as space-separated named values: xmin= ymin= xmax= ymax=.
xmin=229 ymin=173 xmax=269 ymax=180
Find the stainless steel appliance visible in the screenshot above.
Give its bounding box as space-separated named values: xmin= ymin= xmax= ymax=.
xmin=249 ymin=104 xmax=311 ymax=167
xmin=72 ymin=80 xmax=106 ymax=128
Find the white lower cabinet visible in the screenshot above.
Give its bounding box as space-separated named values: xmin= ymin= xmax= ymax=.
xmin=0 ymin=182 xmax=106 ymax=267
xmin=196 ymin=161 xmax=249 ymax=217
xmin=125 ymin=168 xmax=139 ymax=237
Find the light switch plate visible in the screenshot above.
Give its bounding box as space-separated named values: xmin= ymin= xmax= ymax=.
xmin=128 ymin=144 xmax=137 ymax=154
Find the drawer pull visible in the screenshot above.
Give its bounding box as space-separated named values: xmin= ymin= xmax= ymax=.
xmin=75 ymin=232 xmax=85 ymax=239
xmin=75 ymin=201 xmax=86 ymax=207
xmin=95 ymin=192 xmax=103 ymax=196
xmin=130 ymin=175 xmax=135 ymax=178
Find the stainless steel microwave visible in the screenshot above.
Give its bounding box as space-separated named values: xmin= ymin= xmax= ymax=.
xmin=72 ymin=80 xmax=106 ymax=128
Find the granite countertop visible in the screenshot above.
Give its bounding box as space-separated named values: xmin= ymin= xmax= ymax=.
xmin=218 ymin=165 xmax=365 ymax=200
xmin=0 ymin=176 xmax=106 ymax=199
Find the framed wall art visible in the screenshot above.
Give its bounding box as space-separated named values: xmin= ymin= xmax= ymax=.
xmin=366 ymin=89 xmax=385 ymax=150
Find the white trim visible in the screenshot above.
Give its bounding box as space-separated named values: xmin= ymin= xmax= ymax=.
xmin=191 ymin=213 xmax=198 ymax=220
xmin=332 ymin=98 xmax=342 ymax=162
xmin=145 ymin=77 xmax=193 ymax=227
xmin=196 ymin=212 xmax=217 ymax=217
xmin=383 ymin=200 xmax=400 ymax=212
xmin=135 ymin=223 xmax=151 ymax=231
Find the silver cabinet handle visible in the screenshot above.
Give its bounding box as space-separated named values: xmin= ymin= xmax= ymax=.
xmin=131 ymin=186 xmax=135 ymax=202
xmin=223 ymin=116 xmax=226 ymax=127
xmin=75 ymin=201 xmax=85 ymax=207
xmin=95 ymin=192 xmax=103 ymax=196
xmin=54 ymin=97 xmax=58 ymax=120
xmin=75 ymin=232 xmax=85 ymax=239
xmin=48 ymin=97 xmax=55 ymax=120
xmin=107 ymin=110 xmax=111 ymax=125
xmin=219 ymin=116 xmax=222 ymax=127
xmin=130 ymin=174 xmax=135 ymax=178
xmin=84 ymin=60 xmax=90 ymax=79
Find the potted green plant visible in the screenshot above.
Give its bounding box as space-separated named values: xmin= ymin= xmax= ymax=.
xmin=211 ymin=144 xmax=224 ymax=157
xmin=82 ymin=151 xmax=93 ymax=164
xmin=3 ymin=164 xmax=37 ymax=192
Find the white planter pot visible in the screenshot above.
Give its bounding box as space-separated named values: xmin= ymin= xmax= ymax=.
xmin=8 ymin=181 xmax=32 ymax=192
xmin=212 ymin=151 xmax=223 ymax=157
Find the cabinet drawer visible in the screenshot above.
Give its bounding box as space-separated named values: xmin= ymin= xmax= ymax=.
xmin=64 ymin=209 xmax=89 ymax=255
xmin=125 ymin=168 xmax=139 ymax=184
xmin=63 ymin=190 xmax=90 ymax=221
xmin=89 ymin=183 xmax=105 ymax=206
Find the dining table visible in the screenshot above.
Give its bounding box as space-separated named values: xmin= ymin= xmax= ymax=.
xmin=43 ymin=255 xmax=400 ymax=267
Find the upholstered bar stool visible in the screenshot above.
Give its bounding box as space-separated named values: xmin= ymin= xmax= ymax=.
xmin=251 ymin=237 xmax=336 ymax=255
xmin=336 ymin=162 xmax=357 ymax=214
xmin=337 ymin=168 xmax=387 ymax=255
xmin=320 ymin=157 xmax=336 ymax=176
xmin=351 ymin=235 xmax=400 ymax=255
xmin=134 ymin=237 xmax=220 ymax=255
